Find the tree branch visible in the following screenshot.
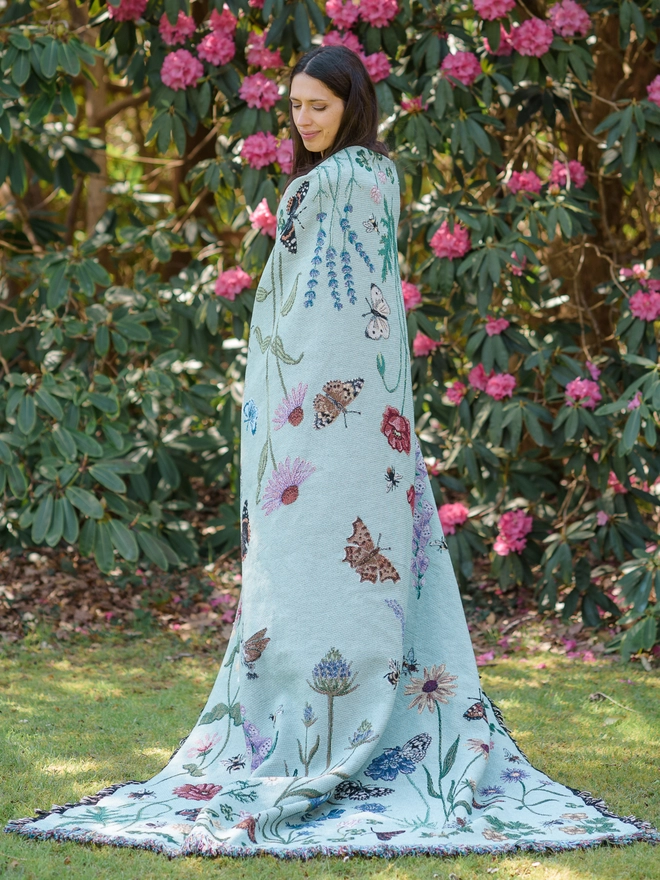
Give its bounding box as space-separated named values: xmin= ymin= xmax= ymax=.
xmin=93 ymin=88 xmax=151 ymax=127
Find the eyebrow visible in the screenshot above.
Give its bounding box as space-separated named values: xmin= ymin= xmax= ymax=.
xmin=289 ymin=97 xmax=328 ymax=102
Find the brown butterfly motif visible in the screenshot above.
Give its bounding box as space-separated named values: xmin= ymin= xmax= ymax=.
xmin=313 ymin=378 xmax=364 ymax=429
xmin=241 ymin=628 xmax=270 ymax=679
xmin=235 ymin=813 xmax=257 ymax=843
xmin=372 ymin=829 xmax=405 ymax=841
xmin=463 ymin=697 xmax=487 ymax=721
xmin=240 ymin=499 xmax=250 ymax=561
xmin=343 ymin=516 xmax=401 ymax=584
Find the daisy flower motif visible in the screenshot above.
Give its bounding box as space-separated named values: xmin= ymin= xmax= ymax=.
xmin=272 ymin=382 xmax=308 ymax=429
xmin=261 ymin=456 xmax=316 ymax=515
xmin=243 ymin=398 xmax=258 ymax=435
xmin=404 ymin=664 xmax=458 ymax=713
xmin=500 ymin=767 xmax=530 ymax=783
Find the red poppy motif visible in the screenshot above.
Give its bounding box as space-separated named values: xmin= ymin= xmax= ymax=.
xmin=381 ymin=405 xmax=411 ymax=454
xmin=406 ymin=485 xmax=415 ymax=513
xmin=172 ymin=783 xmax=223 ymax=801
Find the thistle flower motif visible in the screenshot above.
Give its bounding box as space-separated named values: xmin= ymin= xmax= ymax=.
xmin=308 ymin=647 xmax=359 ymax=697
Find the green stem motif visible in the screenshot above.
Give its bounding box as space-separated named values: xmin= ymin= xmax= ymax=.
xmin=325 ymin=694 xmax=334 ymax=770
xmin=406 ymin=772 xmax=431 ymax=825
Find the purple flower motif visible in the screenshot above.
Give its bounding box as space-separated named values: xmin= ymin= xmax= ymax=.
xmin=479 ymin=785 xmax=504 ymax=797
xmin=272 ymin=383 xmax=308 ymax=430
xmin=384 ymin=598 xmax=405 ymax=643
xmin=411 ymin=501 xmax=433 ymax=598
xmin=500 ymin=767 xmax=530 ymax=784
xmin=364 ymin=747 xmax=416 ymax=781
xmin=261 ymin=456 xmax=315 ymax=515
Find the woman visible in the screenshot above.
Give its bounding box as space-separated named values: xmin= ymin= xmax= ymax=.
xmin=5 ymin=45 xmax=656 ymax=859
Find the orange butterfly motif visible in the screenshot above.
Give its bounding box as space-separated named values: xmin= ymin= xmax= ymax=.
xmin=343 ymin=516 xmax=401 ymax=584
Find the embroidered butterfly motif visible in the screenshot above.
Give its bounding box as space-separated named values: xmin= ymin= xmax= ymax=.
xmin=242 ymin=718 xmax=273 ymax=771
xmin=384 ymin=658 xmax=400 ymax=688
xmin=269 ymin=705 xmax=283 ymax=726
xmin=280 ymin=180 xmax=309 ymax=254
xmin=401 ymin=732 xmax=431 ymax=763
xmin=235 ymin=813 xmax=257 ymax=843
xmin=372 ymin=829 xmax=405 ymax=841
xmin=333 ymin=780 xmax=394 ymax=801
xmin=401 ymin=647 xmax=419 ymax=676
xmin=363 ymin=214 xmax=379 ymax=233
xmin=343 ymin=516 xmax=401 ymax=584
xmin=362 ymin=284 xmax=391 ymax=340
xmin=463 ymin=697 xmax=487 ymax=721
xmin=313 ymin=378 xmax=364 ymax=429
xmin=241 ymin=628 xmax=270 ymax=679
xmin=384 ymin=465 xmax=402 ymax=491
xmin=240 ymin=499 xmax=250 ymax=561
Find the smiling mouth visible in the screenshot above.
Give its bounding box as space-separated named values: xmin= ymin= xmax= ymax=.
xmin=300 ymin=131 xmax=320 ymax=138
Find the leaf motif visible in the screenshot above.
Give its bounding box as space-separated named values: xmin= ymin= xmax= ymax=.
xmin=278 ymin=788 xmax=323 ymax=801
xmin=441 ymin=734 xmax=460 ymax=778
xmin=253 ymin=326 xmax=271 ymax=353
xmin=307 ymin=734 xmax=320 ymax=763
xmin=200 ymin=702 xmax=229 ymax=725
xmin=280 ymin=273 xmax=300 ymax=316
xmin=270 ymin=335 xmax=303 ymax=365
xmin=423 ymin=765 xmax=442 ymax=799
xmin=256 ymin=286 xmax=272 ymax=302
xmin=229 ymin=702 xmax=243 ymax=726
xmin=256 ymin=439 xmax=268 ymax=491
xmin=183 ymin=763 xmax=206 ymax=777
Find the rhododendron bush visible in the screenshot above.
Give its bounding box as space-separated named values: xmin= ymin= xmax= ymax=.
xmin=1 ymin=0 xmax=659 ymax=659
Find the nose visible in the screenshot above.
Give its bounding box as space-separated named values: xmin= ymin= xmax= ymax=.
xmin=297 ymin=106 xmax=311 ymax=127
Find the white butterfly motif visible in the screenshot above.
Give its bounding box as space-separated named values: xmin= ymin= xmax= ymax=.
xmin=362 ymin=283 xmax=391 ymax=340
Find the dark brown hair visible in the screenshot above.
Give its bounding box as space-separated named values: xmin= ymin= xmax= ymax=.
xmin=287 ymin=45 xmax=389 ymax=183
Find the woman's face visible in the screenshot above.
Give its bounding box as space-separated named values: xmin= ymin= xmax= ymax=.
xmin=290 ymin=73 xmax=345 ymax=155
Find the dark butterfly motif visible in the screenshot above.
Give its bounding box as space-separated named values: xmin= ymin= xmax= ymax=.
xmin=343 ymin=516 xmax=401 ymax=584
xmin=362 ymin=283 xmax=391 ymax=340
xmin=240 ymin=499 xmax=250 ymax=561
xmin=384 ymin=465 xmax=402 ymax=492
xmin=221 ymin=754 xmax=246 ymax=772
xmin=372 ymin=829 xmax=405 ymax=841
xmin=401 ymin=732 xmax=431 ymax=764
xmin=384 ymin=658 xmax=400 ymax=688
xmin=241 ymin=627 xmax=270 ymax=679
xmin=430 ymin=537 xmax=449 ymax=552
xmin=334 ymin=780 xmax=394 ymax=801
xmin=313 ymin=378 xmax=364 ymax=428
xmin=504 ymin=748 xmax=522 ymax=763
xmin=363 ymin=214 xmax=379 ymax=233
xmin=463 ymin=697 xmax=487 ymax=721
xmin=401 ymin=647 xmax=419 ymax=676
xmin=280 ymin=180 xmax=309 ymax=254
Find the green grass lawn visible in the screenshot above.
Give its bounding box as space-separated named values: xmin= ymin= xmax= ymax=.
xmin=1 ymin=632 xmax=658 ymax=880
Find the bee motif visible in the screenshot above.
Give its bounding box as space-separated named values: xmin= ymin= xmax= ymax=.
xmin=384 ymin=658 xmax=400 ymax=688
xmin=269 ymin=705 xmax=284 ymax=726
xmin=363 ymin=214 xmax=379 ymax=233
xmin=430 ymin=537 xmax=449 ymax=552
xmin=384 ymin=466 xmax=402 ymax=492
xmin=221 ymin=754 xmax=247 ymax=773
xmin=401 ymin=647 xmax=419 ymax=676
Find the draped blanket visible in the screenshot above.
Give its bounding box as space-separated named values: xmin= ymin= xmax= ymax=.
xmin=5 ymin=146 xmax=658 ymax=859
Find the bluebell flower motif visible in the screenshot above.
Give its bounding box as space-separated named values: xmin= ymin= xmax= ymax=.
xmin=302 ymin=703 xmax=317 ymax=727
xmin=501 ymin=768 xmax=530 ymax=784
xmin=243 ymin=399 xmax=258 ymax=435
xmin=340 ymin=217 xmax=350 ymax=231
xmin=364 ymin=747 xmax=417 ymax=781
xmin=384 ymin=598 xmax=405 ymax=643
xmin=347 ymin=719 xmax=378 ymax=749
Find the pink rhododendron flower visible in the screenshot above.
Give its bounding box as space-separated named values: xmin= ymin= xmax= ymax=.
xmin=627 ymin=390 xmax=643 ymax=410
xmin=468 ymin=363 xmax=493 ymax=391
xmin=446 ymin=381 xmax=467 ymax=405
xmin=565 ymin=377 xmax=602 ymax=409
xmin=510 ymin=252 xmax=527 ymax=275
xmin=246 ymin=32 xmax=283 ymax=68
xmin=276 ymin=138 xmax=293 ymax=174
xmin=484 ymin=26 xmax=514 ymax=56
xmin=401 ymin=280 xmax=422 ymax=311
xmin=485 ymin=372 xmax=517 ymax=400
xmin=161 ymin=50 xmax=204 ymax=90
xmin=249 ymin=0 xmax=265 ymax=6
xmin=473 ymin=0 xmax=515 ymax=20
xmin=209 ymin=5 xmax=237 ymax=35
xmin=510 ymin=18 xmax=554 ymax=57
xmin=241 ymin=131 xmax=278 ymax=169
xmin=198 ymin=31 xmax=236 ymax=66
xmin=438 ymin=502 xmax=469 ymax=535
xmin=608 ymin=471 xmax=627 ymax=494
xmin=586 ymin=361 xmax=601 ymax=380
xmin=159 ymin=11 xmax=196 ymax=46
xmin=363 ymin=52 xmax=391 ymax=83
xmin=548 ymin=0 xmax=591 ymax=37
xmin=412 ymin=332 xmax=441 ymax=357
xmin=629 ymin=290 xmax=660 ymax=321
xmin=441 ymin=51 xmax=482 ymax=87
xmin=326 ymin=0 xmax=360 ymax=29
xmin=494 ymin=510 xmax=533 ymax=555
xmin=648 ymin=75 xmax=660 ymax=108
xmin=215 ymin=267 xmax=252 ymax=300
xmin=359 ymin=0 xmax=398 ymax=28
xmin=249 ymin=198 xmax=277 ymax=238
xmin=430 ymin=221 xmax=471 ymax=259
xmin=322 ymin=30 xmax=363 ymax=54
xmin=401 ymin=96 xmax=426 ymax=113
xmin=239 ymin=73 xmax=280 ymax=110
xmin=646 ymin=279 xmax=660 ymax=293
xmin=596 ymin=510 xmax=609 ymax=526
xmin=509 ymin=170 xmax=542 ymax=194
xmin=549 ymin=159 xmax=587 ymax=188
xmin=485 ymin=316 xmax=510 ymax=336
xmin=493 ymin=509 xmax=533 ymax=556
xmin=107 ymin=0 xmax=146 ymax=21
xmin=620 ymin=263 xmax=650 ymax=280
xmin=476 ymin=650 xmax=496 ymax=666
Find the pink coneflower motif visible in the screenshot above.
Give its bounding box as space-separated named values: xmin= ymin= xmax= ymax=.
xmin=185 ymin=732 xmax=221 ymax=758
xmin=262 ymin=456 xmax=315 ymax=514
xmin=272 ymin=383 xmax=308 ymax=429
xmin=467 ymin=738 xmax=495 ymax=758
